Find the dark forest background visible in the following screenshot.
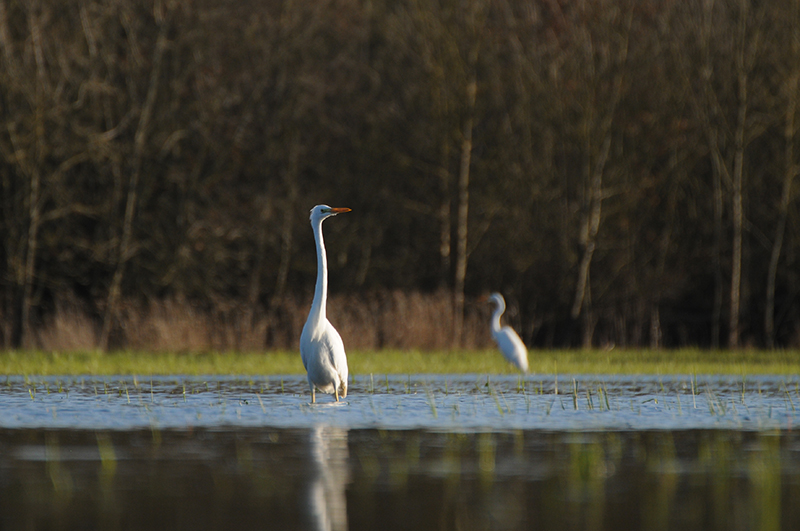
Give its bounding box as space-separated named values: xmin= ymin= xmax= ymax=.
xmin=1 ymin=0 xmax=799 ymax=352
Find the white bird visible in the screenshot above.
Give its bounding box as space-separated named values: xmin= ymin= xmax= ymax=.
xmin=487 ymin=292 xmax=529 ymax=372
xmin=300 ymin=205 xmax=351 ymax=403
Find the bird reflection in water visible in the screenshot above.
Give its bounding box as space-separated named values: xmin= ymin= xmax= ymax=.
xmin=306 ymin=425 xmax=350 ymax=531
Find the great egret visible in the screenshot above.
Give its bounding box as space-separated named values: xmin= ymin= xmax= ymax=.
xmin=300 ymin=205 xmax=351 ymax=403
xmin=487 ymin=292 xmax=529 ymax=372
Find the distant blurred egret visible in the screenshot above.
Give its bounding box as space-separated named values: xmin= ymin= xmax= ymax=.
xmin=300 ymin=205 xmax=351 ymax=403
xmin=487 ymin=292 xmax=529 ymax=372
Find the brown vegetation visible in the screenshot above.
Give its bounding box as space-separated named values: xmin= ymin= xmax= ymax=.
xmin=32 ymin=291 xmax=494 ymax=353
xmin=1 ymin=0 xmax=800 ymax=350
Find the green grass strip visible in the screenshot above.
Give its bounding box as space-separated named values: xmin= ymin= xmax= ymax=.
xmin=0 ymin=348 xmax=798 ymax=376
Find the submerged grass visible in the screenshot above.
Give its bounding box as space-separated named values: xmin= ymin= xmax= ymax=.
xmin=0 ymin=348 xmax=797 ymax=376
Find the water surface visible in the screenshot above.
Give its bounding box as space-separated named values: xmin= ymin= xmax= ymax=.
xmin=1 ymin=374 xmax=798 ymax=531
xmin=2 ymin=373 xmax=796 ymax=431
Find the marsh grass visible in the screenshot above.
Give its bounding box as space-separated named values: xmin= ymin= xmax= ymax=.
xmin=0 ymin=348 xmax=798 ymax=376
xmin=28 ymin=291 xmax=493 ymax=353
xmin=0 ymin=350 xmax=303 ymax=376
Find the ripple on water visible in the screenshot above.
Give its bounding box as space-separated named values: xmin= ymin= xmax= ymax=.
xmin=0 ymin=374 xmax=796 ymax=432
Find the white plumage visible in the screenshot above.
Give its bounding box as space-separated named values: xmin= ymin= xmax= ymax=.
xmin=300 ymin=205 xmax=351 ymax=403
xmin=488 ymin=292 xmax=529 ymax=372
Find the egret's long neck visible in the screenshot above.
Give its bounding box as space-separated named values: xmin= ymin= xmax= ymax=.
xmin=491 ymin=302 xmax=505 ymax=333
xmin=309 ymin=218 xmax=328 ymax=326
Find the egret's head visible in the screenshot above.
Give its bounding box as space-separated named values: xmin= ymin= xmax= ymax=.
xmin=479 ymin=292 xmax=505 ymax=308
xmin=489 ymin=292 xmax=505 ymax=308
xmin=309 ymin=204 xmax=351 ymax=223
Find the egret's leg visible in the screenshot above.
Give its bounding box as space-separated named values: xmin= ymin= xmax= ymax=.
xmin=341 ymin=382 xmax=347 ymax=398
xmin=308 ymin=376 xmax=316 ymax=404
xmin=335 ymin=388 xmax=340 ymax=402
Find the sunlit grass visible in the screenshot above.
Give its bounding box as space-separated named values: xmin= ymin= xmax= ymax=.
xmin=0 ymin=348 xmax=798 ymax=376
xmin=521 ymin=348 xmax=800 ymax=376
xmin=0 ymin=350 xmax=304 ymax=376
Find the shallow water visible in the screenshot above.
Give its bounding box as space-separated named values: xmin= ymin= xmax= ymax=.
xmin=1 ymin=374 xmax=799 ymax=530
xmin=2 ymin=373 xmax=798 ymax=431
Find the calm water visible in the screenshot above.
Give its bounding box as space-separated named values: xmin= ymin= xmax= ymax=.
xmin=1 ymin=374 xmax=799 ymax=530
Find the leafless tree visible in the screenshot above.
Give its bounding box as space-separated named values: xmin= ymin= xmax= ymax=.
xmin=764 ymin=0 xmax=800 ymax=348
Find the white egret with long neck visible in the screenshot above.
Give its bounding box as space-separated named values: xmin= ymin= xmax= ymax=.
xmin=300 ymin=205 xmax=351 ymax=403
xmin=488 ymin=292 xmax=529 ymax=372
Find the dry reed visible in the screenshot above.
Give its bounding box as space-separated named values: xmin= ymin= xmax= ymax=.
xmin=26 ymin=290 xmax=498 ymax=352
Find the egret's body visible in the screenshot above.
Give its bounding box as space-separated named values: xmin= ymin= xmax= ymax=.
xmin=488 ymin=292 xmax=529 ymax=372
xmin=300 ymin=205 xmax=351 ymax=403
